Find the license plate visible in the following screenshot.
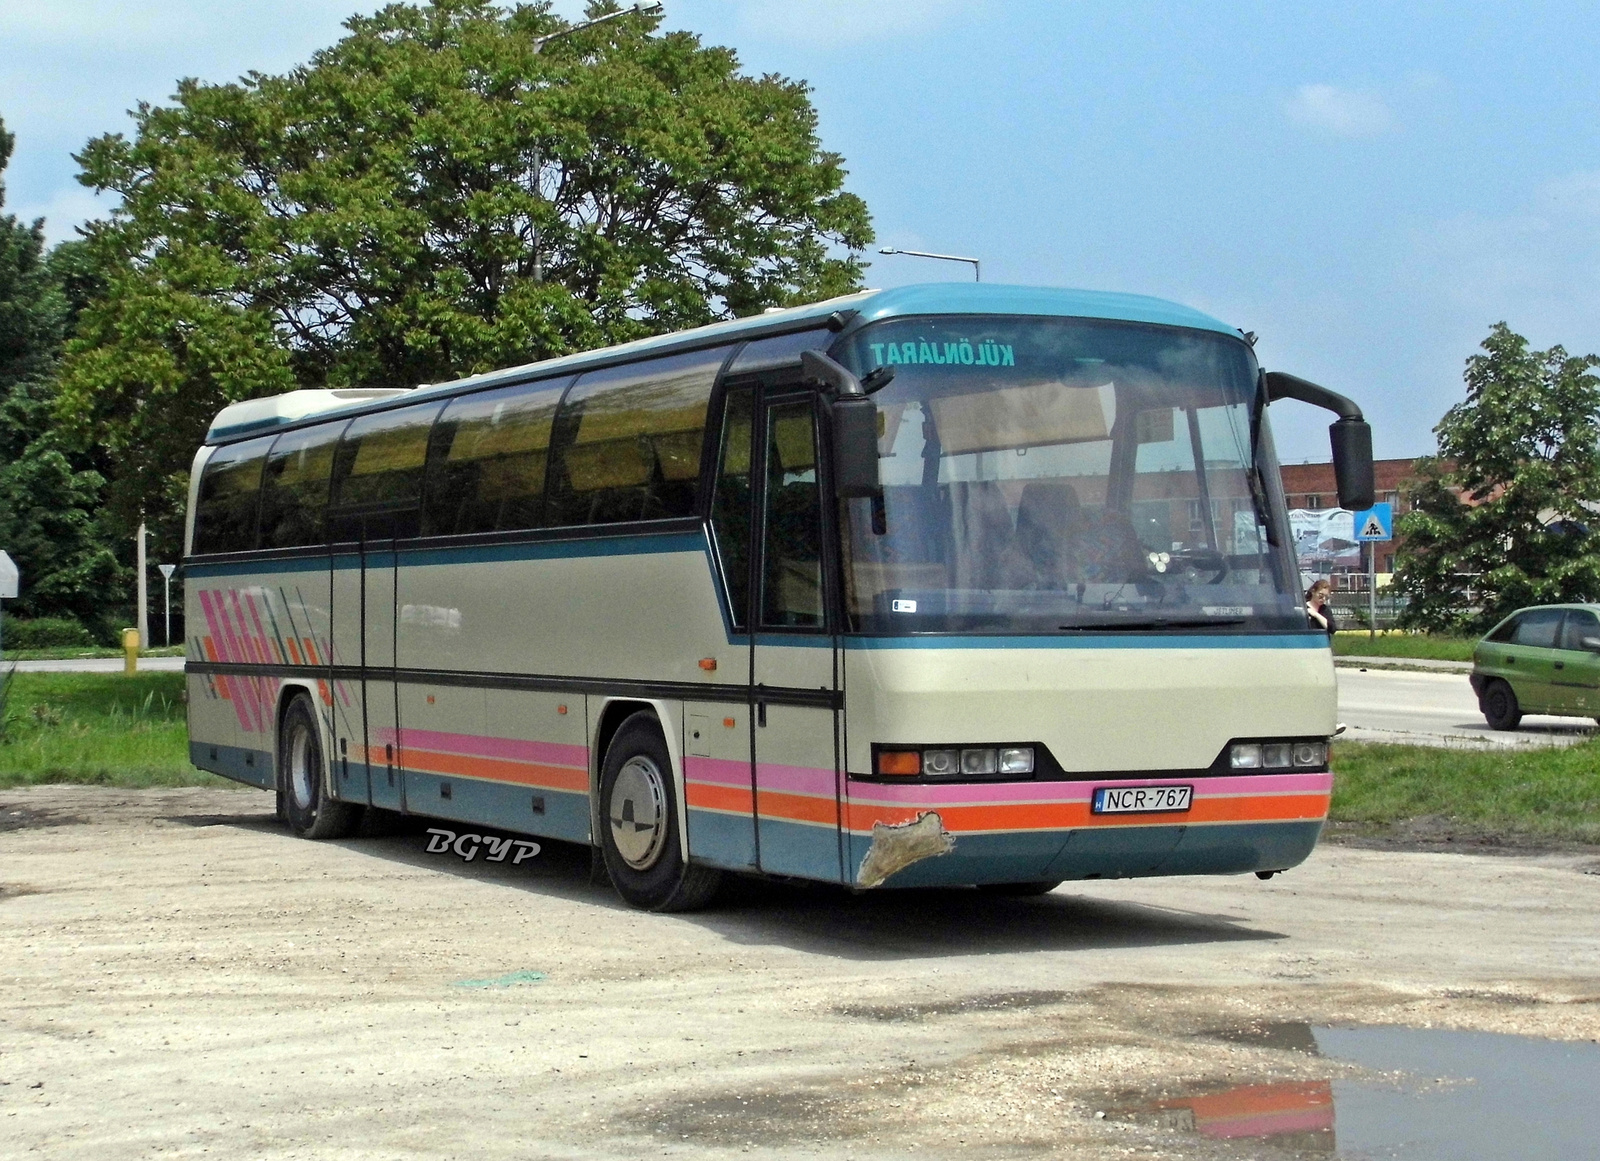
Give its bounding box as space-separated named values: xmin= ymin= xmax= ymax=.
xmin=1091 ymin=785 xmax=1193 ymax=814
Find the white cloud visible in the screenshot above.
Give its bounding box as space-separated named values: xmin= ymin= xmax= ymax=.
xmin=1284 ymin=83 xmax=1395 ymax=138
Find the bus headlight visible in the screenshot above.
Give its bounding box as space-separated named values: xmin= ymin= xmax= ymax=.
xmin=960 ymin=748 xmax=998 ymax=775
xmin=1231 ymin=741 xmax=1328 ymax=771
xmin=1229 ymin=743 xmax=1263 ymax=769
xmin=1292 ymin=742 xmax=1328 ymax=767
xmin=873 ymin=745 xmax=1038 ymax=778
xmin=998 ymin=747 xmax=1034 ymax=774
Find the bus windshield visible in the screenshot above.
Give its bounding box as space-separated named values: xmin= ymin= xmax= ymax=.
xmin=838 ymin=315 xmax=1301 ymax=634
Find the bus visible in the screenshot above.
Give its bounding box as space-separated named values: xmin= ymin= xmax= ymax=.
xmin=182 ymin=283 xmax=1374 ymax=911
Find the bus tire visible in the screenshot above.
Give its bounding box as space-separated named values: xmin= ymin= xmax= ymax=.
xmin=598 ymin=712 xmax=721 ymax=912
xmin=279 ymin=692 xmax=362 ymax=840
xmin=978 ymin=880 xmax=1062 ymax=897
xmin=1481 ymin=680 xmax=1521 ymax=731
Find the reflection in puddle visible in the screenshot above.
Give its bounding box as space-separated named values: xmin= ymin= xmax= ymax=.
xmin=1128 ymin=1023 xmax=1600 ymax=1159
xmin=1152 ymin=1080 xmax=1333 ymax=1150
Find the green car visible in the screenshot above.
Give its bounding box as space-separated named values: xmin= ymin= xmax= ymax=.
xmin=1471 ymin=604 xmax=1600 ymax=730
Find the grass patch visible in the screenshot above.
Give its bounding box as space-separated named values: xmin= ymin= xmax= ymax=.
xmin=1332 ymin=738 xmax=1600 ymax=844
xmin=1331 ymin=633 xmax=1476 ymax=661
xmin=0 ymin=671 xmax=235 ymax=789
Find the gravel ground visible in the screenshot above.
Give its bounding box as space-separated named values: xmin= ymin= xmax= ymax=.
xmin=3 ymin=785 xmax=1599 ymax=1160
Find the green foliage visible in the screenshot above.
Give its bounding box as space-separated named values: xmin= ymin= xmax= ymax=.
xmin=0 ymin=116 xmax=131 ymax=626
xmin=1393 ymin=323 xmax=1600 ymax=632
xmin=0 ymin=616 xmax=96 ymax=649
xmin=0 ymin=671 xmax=223 ymax=787
xmin=58 ymin=0 xmax=873 ymax=534
xmin=1332 ymin=739 xmax=1600 ymax=844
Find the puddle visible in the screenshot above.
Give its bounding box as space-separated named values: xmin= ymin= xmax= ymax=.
xmin=1126 ymin=1023 xmax=1600 ymax=1159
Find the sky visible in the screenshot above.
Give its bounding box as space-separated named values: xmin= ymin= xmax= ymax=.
xmin=3 ymin=0 xmax=1599 ymax=463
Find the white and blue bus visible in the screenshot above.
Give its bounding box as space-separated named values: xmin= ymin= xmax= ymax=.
xmin=183 ymin=283 xmax=1373 ymax=910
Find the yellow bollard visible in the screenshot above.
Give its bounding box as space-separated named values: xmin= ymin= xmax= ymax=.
xmin=121 ymin=627 xmax=140 ymax=676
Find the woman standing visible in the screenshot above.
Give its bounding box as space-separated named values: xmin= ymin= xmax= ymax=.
xmin=1306 ymin=579 xmax=1337 ymax=637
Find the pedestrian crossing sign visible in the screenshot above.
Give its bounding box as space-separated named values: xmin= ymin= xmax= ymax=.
xmin=1354 ymin=502 xmax=1392 ymax=541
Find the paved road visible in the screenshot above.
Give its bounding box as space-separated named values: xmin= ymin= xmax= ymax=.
xmin=3 ymin=785 xmax=1598 ymax=1161
xmin=1337 ymin=665 xmax=1595 ymax=748
xmin=6 ymin=655 xmax=186 ymax=673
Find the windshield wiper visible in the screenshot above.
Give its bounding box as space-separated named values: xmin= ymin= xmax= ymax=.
xmin=1058 ymin=618 xmax=1248 ymax=632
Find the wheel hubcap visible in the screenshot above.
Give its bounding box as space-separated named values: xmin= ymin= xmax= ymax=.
xmin=609 ymin=756 xmax=667 ymax=870
xmin=289 ymin=723 xmax=315 ymax=810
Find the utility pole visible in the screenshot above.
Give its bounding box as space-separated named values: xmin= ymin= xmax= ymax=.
xmin=136 ymin=522 xmax=148 ymax=653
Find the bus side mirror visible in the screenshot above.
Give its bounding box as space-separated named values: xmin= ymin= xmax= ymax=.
xmin=1329 ymin=417 xmax=1374 ymax=512
xmin=832 ymin=395 xmax=881 ymax=498
xmin=800 ymin=350 xmax=881 ymax=498
xmin=1263 ymin=370 xmax=1375 ymax=511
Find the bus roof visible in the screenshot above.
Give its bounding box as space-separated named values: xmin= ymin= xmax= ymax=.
xmin=204 ymin=283 xmax=1244 ymax=445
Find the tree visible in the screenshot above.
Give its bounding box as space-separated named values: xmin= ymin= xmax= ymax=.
xmin=57 ymin=0 xmax=873 ymax=535
xmin=0 ymin=117 xmax=126 ymax=632
xmin=1393 ymin=323 xmax=1600 ymax=632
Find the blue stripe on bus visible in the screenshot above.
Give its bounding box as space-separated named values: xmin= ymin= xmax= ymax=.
xmin=190 ymin=741 xmax=275 ymax=789
xmin=185 ymin=532 xmax=708 ymax=578
xmin=686 ymin=809 xmax=759 ymax=871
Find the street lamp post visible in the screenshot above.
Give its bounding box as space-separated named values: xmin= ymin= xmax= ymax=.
xmin=158 ymin=564 xmax=177 ymax=647
xmin=528 ymin=3 xmax=665 ymax=283
xmin=878 ymin=247 xmax=982 ymax=282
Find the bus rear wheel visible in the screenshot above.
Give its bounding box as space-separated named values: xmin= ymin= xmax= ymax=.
xmin=598 ymin=712 xmax=721 ymax=912
xmin=279 ymin=693 xmax=362 ymax=839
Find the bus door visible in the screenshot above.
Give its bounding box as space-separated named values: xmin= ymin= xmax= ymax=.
xmin=328 ymin=543 xmax=371 ymax=806
xmin=327 ymin=521 xmax=402 ymax=812
xmin=749 ymin=389 xmax=845 ymax=882
xmin=361 ymin=525 xmax=404 ymax=812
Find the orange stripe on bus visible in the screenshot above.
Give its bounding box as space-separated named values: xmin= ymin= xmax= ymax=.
xmin=753 ymin=789 xmax=840 ymax=826
xmin=399 ymin=748 xmax=589 ymax=791
xmin=687 ymin=783 xmax=755 ymax=813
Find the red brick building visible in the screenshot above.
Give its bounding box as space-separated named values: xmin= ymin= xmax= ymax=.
xmin=1279 ymin=457 xmax=1447 ymax=577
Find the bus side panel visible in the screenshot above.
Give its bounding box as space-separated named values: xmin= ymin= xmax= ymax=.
xmin=186 ymin=576 xmax=287 ymax=788
xmin=683 ymin=700 xmax=759 ymax=871
xmin=392 ymin=537 xmax=749 ymax=853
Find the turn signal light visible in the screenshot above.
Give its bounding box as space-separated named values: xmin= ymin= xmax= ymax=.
xmin=877 ymin=750 xmax=921 ymax=776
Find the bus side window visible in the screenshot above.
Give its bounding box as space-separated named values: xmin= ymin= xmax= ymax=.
xmin=710 ymin=386 xmax=754 ymax=628
xmin=259 ymin=424 xmax=343 ymax=549
xmin=329 ymin=403 xmax=444 ymax=542
xmin=192 ymin=436 xmax=274 ymax=555
xmin=422 ymin=378 xmax=569 ymax=537
xmin=545 ymin=347 xmax=730 ymax=528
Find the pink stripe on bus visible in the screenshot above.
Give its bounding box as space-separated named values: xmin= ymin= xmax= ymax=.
xmin=685 ymin=756 xmax=751 ymax=786
xmin=755 ymin=762 xmax=837 ymax=797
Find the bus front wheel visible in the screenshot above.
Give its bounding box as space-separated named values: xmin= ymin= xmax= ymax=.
xmin=598 ymin=712 xmax=721 ymax=912
xmin=279 ymin=693 xmax=362 ymax=840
